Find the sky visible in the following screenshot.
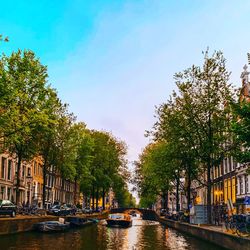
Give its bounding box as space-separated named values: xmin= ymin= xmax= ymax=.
xmin=1 ymin=0 xmax=250 ymax=172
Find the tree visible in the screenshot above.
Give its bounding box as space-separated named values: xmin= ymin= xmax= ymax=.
xmin=153 ymin=50 xmax=235 ymax=223
xmin=151 ymin=95 xmax=199 ymax=212
xmin=134 ymin=142 xmax=176 ymax=210
xmin=70 ymin=124 xmax=94 ymax=204
xmin=0 ymin=34 xmax=8 ymax=42
xmin=36 ymin=90 xmax=76 ymax=208
xmin=86 ymin=130 xmax=129 ymax=210
xmin=231 ymin=101 xmax=250 ymax=172
xmin=0 ymin=50 xmax=52 ymax=204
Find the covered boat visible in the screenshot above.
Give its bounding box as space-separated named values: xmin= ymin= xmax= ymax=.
xmin=33 ymin=221 xmax=70 ymax=232
xmin=67 ymin=217 xmax=95 ymax=227
xmin=106 ymin=213 xmax=132 ymax=228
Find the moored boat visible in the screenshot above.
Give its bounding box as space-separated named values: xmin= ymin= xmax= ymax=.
xmin=33 ymin=221 xmax=70 ymax=232
xmin=67 ymin=217 xmax=95 ymax=227
xmin=106 ymin=213 xmax=132 ymax=228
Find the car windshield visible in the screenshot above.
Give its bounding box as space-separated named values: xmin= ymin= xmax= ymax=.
xmin=52 ymin=205 xmax=60 ymax=209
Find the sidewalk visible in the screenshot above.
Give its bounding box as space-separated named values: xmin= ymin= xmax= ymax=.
xmin=199 ymin=224 xmax=231 ymax=234
xmin=159 ymin=217 xmax=250 ymax=250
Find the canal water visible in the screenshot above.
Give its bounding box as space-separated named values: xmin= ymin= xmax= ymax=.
xmin=0 ymin=216 xmax=225 ymax=250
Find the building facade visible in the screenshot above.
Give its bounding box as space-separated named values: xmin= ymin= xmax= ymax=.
xmin=235 ymin=64 xmax=250 ymax=213
xmin=32 ymin=157 xmax=43 ymax=208
xmin=0 ymin=152 xmax=15 ymax=202
xmin=0 ymin=153 xmax=80 ymax=208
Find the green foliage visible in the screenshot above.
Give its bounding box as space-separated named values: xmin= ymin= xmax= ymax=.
xmin=139 ymin=50 xmax=236 ymax=220
xmin=134 ymin=142 xmax=175 ymax=207
xmin=0 ymin=48 xmax=134 ymax=208
xmin=112 ymin=174 xmax=136 ymax=207
xmin=231 ymin=101 xmax=250 ymax=169
xmin=80 ymin=130 xmax=134 ymax=208
xmin=0 ymin=34 xmax=9 ymax=42
xmin=0 ymin=50 xmax=53 ymax=203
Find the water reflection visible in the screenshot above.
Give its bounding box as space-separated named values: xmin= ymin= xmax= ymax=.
xmin=0 ymin=216 xmax=226 ymax=250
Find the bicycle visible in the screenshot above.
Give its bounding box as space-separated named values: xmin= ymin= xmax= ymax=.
xmin=235 ymin=214 xmax=250 ymax=237
xmin=224 ymin=214 xmax=237 ymax=234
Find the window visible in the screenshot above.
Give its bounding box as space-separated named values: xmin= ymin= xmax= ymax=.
xmin=233 ymin=160 xmax=237 ymax=170
xmin=22 ymin=165 xmax=25 ymax=177
xmin=34 ymin=162 xmax=36 ymax=175
xmin=229 ymin=157 xmax=231 ymax=172
xmin=7 ymin=188 xmax=11 ymax=200
xmin=1 ymin=157 xmax=6 ymax=179
xmin=221 ymin=163 xmax=223 ymax=176
xmin=224 ymin=159 xmax=227 ymax=174
xmin=246 ymin=175 xmax=249 ymax=193
xmin=228 ymin=178 xmax=232 ymax=200
xmin=224 ymin=179 xmax=228 ymax=202
xmin=240 ymin=176 xmax=243 ymax=195
xmin=7 ymin=160 xmax=12 ymax=180
xmin=1 ymin=186 xmax=5 ymax=199
xmin=39 ymin=164 xmax=42 ymax=176
xmin=15 ymin=163 xmax=17 ymax=175
xmin=27 ymin=168 xmax=31 ymax=177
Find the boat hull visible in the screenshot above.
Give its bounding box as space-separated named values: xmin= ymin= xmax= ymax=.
xmin=69 ymin=220 xmax=94 ymax=228
xmin=34 ymin=221 xmax=70 ymax=232
xmin=106 ymin=219 xmax=132 ymax=228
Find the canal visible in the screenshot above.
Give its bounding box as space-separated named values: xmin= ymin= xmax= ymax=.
xmin=0 ymin=216 xmax=226 ymax=250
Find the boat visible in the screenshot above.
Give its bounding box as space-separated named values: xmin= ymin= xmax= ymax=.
xmin=106 ymin=213 xmax=132 ymax=228
xmin=67 ymin=217 xmax=95 ymax=227
xmin=129 ymin=210 xmax=137 ymax=217
xmin=33 ymin=221 xmax=70 ymax=232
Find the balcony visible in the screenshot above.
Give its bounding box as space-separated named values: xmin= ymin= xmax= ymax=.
xmin=13 ymin=177 xmax=25 ymax=188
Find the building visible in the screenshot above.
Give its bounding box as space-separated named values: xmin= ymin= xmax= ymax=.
xmin=235 ymin=64 xmax=250 ymax=213
xmin=32 ymin=157 xmax=43 ymax=208
xmin=0 ymin=152 xmax=15 ymax=202
xmin=0 ymin=152 xmax=79 ymax=208
xmin=44 ymin=165 xmax=56 ymax=209
xmin=211 ymin=157 xmax=237 ymax=205
xmin=192 ymin=64 xmax=250 ymax=213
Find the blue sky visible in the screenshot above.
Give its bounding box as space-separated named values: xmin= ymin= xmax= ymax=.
xmin=1 ymin=0 xmax=250 ymax=165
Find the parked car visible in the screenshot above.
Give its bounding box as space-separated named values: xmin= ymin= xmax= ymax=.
xmin=0 ymin=200 xmax=17 ymax=217
xmin=66 ymin=204 xmax=77 ymax=215
xmin=82 ymin=207 xmax=93 ymax=214
xmin=92 ymin=206 xmax=103 ymax=213
xmin=48 ymin=204 xmax=76 ymax=216
xmin=160 ymin=209 xmax=167 ymax=216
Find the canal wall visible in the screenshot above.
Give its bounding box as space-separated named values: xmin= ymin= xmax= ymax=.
xmin=159 ymin=217 xmax=250 ymax=250
xmin=0 ymin=215 xmax=58 ymax=235
xmin=0 ymin=212 xmax=108 ymax=236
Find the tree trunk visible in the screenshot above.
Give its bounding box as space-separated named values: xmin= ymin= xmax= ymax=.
xmin=176 ymin=172 xmax=180 ymax=212
xmin=207 ymin=161 xmax=212 ymax=224
xmin=15 ymin=154 xmax=22 ymax=205
xmin=95 ymin=187 xmax=99 ymax=211
xmin=60 ymin=179 xmax=64 ymax=204
xmin=92 ymin=185 xmax=95 ymax=210
xmin=187 ymin=163 xmax=191 ymax=212
xmin=42 ymin=164 xmax=47 ymax=209
xmin=74 ymin=177 xmax=77 ymax=205
xmin=102 ymin=187 xmax=105 ymax=210
xmin=164 ymin=191 xmax=169 ymax=213
xmin=207 ymin=104 xmax=212 ymax=224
